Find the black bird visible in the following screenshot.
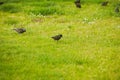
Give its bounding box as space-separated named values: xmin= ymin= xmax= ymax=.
xmin=13 ymin=28 xmax=26 ymax=34
xmin=0 ymin=2 xmax=4 ymax=5
xmin=74 ymin=0 xmax=81 ymax=8
xmin=115 ymin=6 xmax=119 ymax=13
xmin=101 ymin=1 xmax=109 ymax=6
xmin=51 ymin=34 xmax=62 ymax=41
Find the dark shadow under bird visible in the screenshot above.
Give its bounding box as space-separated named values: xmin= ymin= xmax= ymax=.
xmin=115 ymin=6 xmax=119 ymax=13
xmin=0 ymin=2 xmax=4 ymax=5
xmin=101 ymin=1 xmax=108 ymax=6
xmin=51 ymin=34 xmax=62 ymax=41
xmin=74 ymin=0 xmax=81 ymax=8
xmin=13 ymin=28 xmax=26 ymax=34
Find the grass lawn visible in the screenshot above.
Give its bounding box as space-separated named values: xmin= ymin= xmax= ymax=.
xmin=0 ymin=0 xmax=120 ymax=80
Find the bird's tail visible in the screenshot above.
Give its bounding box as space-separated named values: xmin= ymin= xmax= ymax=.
xmin=51 ymin=37 xmax=54 ymax=39
xmin=12 ymin=28 xmax=17 ymax=30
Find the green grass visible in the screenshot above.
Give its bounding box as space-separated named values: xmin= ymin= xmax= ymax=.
xmin=0 ymin=0 xmax=120 ymax=80
xmin=0 ymin=3 xmax=22 ymax=13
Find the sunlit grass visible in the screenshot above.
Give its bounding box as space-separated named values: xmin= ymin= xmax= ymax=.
xmin=0 ymin=0 xmax=120 ymax=80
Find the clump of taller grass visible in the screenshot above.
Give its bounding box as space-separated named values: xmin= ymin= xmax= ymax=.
xmin=27 ymin=1 xmax=64 ymax=16
xmin=0 ymin=3 xmax=22 ymax=13
xmin=29 ymin=7 xmax=64 ymax=16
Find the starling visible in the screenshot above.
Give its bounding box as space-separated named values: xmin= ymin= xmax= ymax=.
xmin=51 ymin=34 xmax=62 ymax=41
xmin=74 ymin=0 xmax=81 ymax=8
xmin=13 ymin=28 xmax=26 ymax=34
xmin=115 ymin=6 xmax=119 ymax=13
xmin=0 ymin=2 xmax=4 ymax=5
xmin=101 ymin=1 xmax=109 ymax=6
